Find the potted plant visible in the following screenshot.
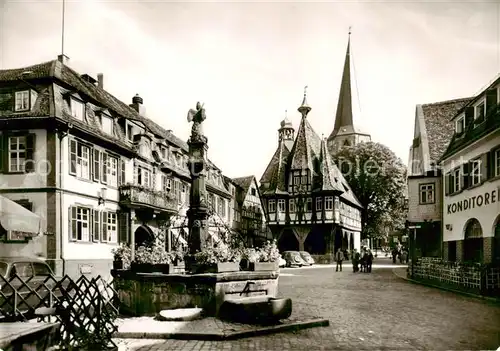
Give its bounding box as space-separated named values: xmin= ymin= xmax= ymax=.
xmin=191 ymin=243 xmax=241 ymax=273
xmin=249 ymin=240 xmax=280 ymax=271
xmin=240 ymin=248 xmax=260 ymax=271
xmin=130 ymin=245 xmax=176 ymax=274
xmin=111 ymin=243 xmax=132 ymax=270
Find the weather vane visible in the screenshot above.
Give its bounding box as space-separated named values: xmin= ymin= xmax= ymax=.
xmin=304 ymin=85 xmax=308 ymax=97
xmin=285 ymin=109 xmax=288 ymax=118
xmin=349 ymin=26 xmax=352 ymax=36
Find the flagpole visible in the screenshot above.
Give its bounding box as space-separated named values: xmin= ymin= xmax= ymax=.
xmin=61 ymin=0 xmax=65 ymax=57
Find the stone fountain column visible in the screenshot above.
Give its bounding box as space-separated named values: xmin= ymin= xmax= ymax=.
xmin=186 ymin=102 xmax=210 ymax=255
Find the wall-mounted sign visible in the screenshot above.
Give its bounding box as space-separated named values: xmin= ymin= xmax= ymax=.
xmin=79 ymin=264 xmax=93 ymax=274
xmin=447 ymin=188 xmax=498 ymax=214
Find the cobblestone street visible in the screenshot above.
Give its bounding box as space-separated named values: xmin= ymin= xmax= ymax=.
xmin=117 ymin=259 xmax=500 ymax=350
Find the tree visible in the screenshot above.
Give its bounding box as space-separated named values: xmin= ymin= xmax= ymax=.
xmin=332 ymin=142 xmax=408 ymax=242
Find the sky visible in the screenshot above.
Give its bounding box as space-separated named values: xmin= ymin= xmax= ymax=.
xmin=1 ymin=0 xmax=499 ymax=180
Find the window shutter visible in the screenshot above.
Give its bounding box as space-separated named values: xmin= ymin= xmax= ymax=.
xmin=93 ymin=209 xmax=100 ymax=242
xmin=24 ymin=133 xmax=36 ymax=173
xmin=118 ymin=211 xmax=130 ymax=244
xmin=462 ymin=163 xmax=470 ymax=189
xmin=69 ymin=139 xmax=77 ymax=175
xmin=69 ymin=206 xmax=75 ymax=241
xmin=486 ymin=89 xmax=498 ymax=115
xmin=487 ymin=151 xmax=494 ymax=179
xmin=93 ymin=149 xmax=100 ymax=181
xmin=101 ymin=152 xmax=108 ymax=184
xmin=481 ymin=153 xmax=488 ymax=183
xmin=102 ymin=211 xmax=108 ymax=242
xmin=444 ymin=173 xmax=450 ymax=196
xmin=465 ymin=106 xmax=474 ymax=127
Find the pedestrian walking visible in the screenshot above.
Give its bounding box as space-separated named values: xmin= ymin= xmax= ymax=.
xmin=335 ymin=248 xmax=344 ymax=272
xmin=366 ymin=249 xmax=374 ymax=273
xmin=352 ymin=248 xmax=360 ymax=272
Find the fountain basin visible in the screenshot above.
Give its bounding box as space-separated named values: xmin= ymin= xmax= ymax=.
xmin=219 ymin=296 xmax=292 ymax=324
xmin=112 ymin=269 xmax=279 ymax=317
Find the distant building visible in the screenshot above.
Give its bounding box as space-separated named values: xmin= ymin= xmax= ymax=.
xmin=226 ymin=175 xmax=271 ymax=247
xmin=407 ymin=97 xmax=471 ymax=257
xmin=0 ymin=56 xmax=233 ymax=278
xmin=440 ymin=75 xmax=500 ymax=264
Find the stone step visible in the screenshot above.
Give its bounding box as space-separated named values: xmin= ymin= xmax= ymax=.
xmin=156 ymin=307 xmax=203 ymax=322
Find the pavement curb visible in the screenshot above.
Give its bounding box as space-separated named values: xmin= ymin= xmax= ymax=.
xmin=113 ymin=318 xmax=330 ymax=341
xmin=392 ymin=268 xmax=500 ymax=304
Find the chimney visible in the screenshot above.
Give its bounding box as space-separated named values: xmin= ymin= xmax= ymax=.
xmin=57 ymin=54 xmax=70 ymax=66
xmin=97 ymin=73 xmax=104 ymax=89
xmin=130 ymin=94 xmax=146 ymax=116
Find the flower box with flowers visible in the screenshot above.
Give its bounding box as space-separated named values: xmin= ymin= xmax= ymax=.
xmin=112 ymin=243 xmax=132 ymax=270
xmin=189 ymin=244 xmax=241 ymax=274
xmin=248 ymin=240 xmax=280 ymax=272
xmin=130 ymin=245 xmax=178 ymax=274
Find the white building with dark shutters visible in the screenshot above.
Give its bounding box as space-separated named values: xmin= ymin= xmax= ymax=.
xmin=0 ymin=56 xmax=234 ymax=278
xmin=440 ymin=74 xmax=500 ymax=264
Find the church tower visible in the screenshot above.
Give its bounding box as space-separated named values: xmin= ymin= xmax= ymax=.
xmin=327 ymin=30 xmax=371 ymax=154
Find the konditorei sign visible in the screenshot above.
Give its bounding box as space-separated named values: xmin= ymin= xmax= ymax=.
xmin=447 ymin=188 xmax=499 ymax=214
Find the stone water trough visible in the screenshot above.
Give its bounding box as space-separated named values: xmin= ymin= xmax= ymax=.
xmin=111 ymin=269 xmax=292 ymax=323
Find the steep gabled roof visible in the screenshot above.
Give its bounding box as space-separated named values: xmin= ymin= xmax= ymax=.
xmin=318 ymin=139 xmax=343 ymax=192
xmin=232 ymin=176 xmax=254 ymax=194
xmin=260 ymin=140 xmax=290 ymax=191
xmin=420 ymin=97 xmax=471 ymax=162
xmin=289 ymin=117 xmax=321 ymax=173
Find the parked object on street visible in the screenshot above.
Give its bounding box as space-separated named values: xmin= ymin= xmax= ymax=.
xmin=299 ymin=251 xmax=315 ymax=265
xmin=281 ymin=251 xmax=306 ymax=267
xmin=0 ymin=257 xmax=63 ymax=317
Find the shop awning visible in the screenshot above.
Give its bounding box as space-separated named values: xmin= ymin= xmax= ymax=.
xmin=0 ymin=195 xmax=41 ymax=236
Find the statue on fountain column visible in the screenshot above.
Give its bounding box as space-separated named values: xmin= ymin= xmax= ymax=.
xmin=187 ymin=102 xmax=207 ymax=144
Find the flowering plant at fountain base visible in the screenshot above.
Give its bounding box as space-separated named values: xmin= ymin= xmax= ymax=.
xmin=134 ymin=245 xmax=176 ymax=265
xmin=193 ymin=242 xmax=242 ymax=265
xmin=257 ymin=240 xmax=281 ymax=262
xmin=111 ymin=243 xmax=132 ymax=269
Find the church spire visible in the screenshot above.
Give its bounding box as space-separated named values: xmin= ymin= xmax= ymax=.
xmin=330 ymin=29 xmax=353 ymax=137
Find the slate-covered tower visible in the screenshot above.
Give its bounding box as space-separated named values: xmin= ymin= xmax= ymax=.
xmin=327 ymin=31 xmax=371 ymax=154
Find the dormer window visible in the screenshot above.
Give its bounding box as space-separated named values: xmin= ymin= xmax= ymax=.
xmin=70 ymin=98 xmax=85 ymax=121
xmin=455 ymin=117 xmax=465 ymax=135
xmin=15 ymin=90 xmax=30 ymax=111
xmin=475 ymin=101 xmax=485 ymax=122
xmin=101 ymin=114 xmax=113 ymax=135
xmin=126 ymin=124 xmax=134 ymax=142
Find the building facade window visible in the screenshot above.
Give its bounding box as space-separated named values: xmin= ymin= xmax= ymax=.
xmin=316 ymin=197 xmax=323 ymax=211
xmin=15 ymin=90 xmax=30 ymax=111
xmin=471 ymin=159 xmax=481 ymax=186
xmin=70 ymin=98 xmax=85 ymax=121
xmin=251 ymin=188 xmax=256 ymax=196
xmin=70 ymin=206 xmax=90 ymax=241
xmin=289 ymin=199 xmax=296 ymax=213
xmin=419 ymin=183 xmax=435 ymax=204
xmin=106 ymin=212 xmax=118 ymax=242
xmin=69 ymin=140 xmax=90 ymax=180
xmin=268 ymin=200 xmax=276 ymax=213
xmin=451 ymin=168 xmax=461 ymax=193
xmin=8 ymin=136 xmax=26 ymax=172
xmin=455 ymin=117 xmax=465 ymax=135
xmin=277 ymin=199 xmax=286 ymax=212
xmin=305 ymin=198 xmax=312 ymax=212
xmin=135 ymin=166 xmax=151 ymax=188
xmin=325 ymin=196 xmax=333 ymax=210
xmin=101 ymin=115 xmax=113 ymax=135
xmin=495 ymin=149 xmax=500 ymax=177
xmin=107 ymin=156 xmax=118 ymax=187
xmin=475 ymin=101 xmax=485 ymax=121
xmin=163 ymin=175 xmax=172 ymax=193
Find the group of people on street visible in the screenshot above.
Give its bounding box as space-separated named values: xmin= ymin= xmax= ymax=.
xmin=335 ymin=247 xmax=374 ymax=273
xmin=392 ymin=245 xmax=409 ymax=264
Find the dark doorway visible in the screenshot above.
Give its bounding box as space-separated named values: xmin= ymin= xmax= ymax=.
xmin=304 ymin=227 xmax=325 ymax=254
xmin=135 ymin=225 xmax=155 ymax=248
xmin=278 ymin=229 xmax=299 ymax=252
xmin=463 ymin=218 xmax=483 ymax=263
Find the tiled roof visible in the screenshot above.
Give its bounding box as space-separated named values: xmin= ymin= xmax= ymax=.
xmin=0 ymin=59 xmax=189 ymax=152
xmin=289 ymin=116 xmax=321 ymax=173
xmin=318 ymin=139 xmax=343 ymax=192
xmin=260 ymin=142 xmax=290 ymax=185
xmin=421 ymin=97 xmax=472 ymax=162
xmin=232 ymin=176 xmax=254 ymax=194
